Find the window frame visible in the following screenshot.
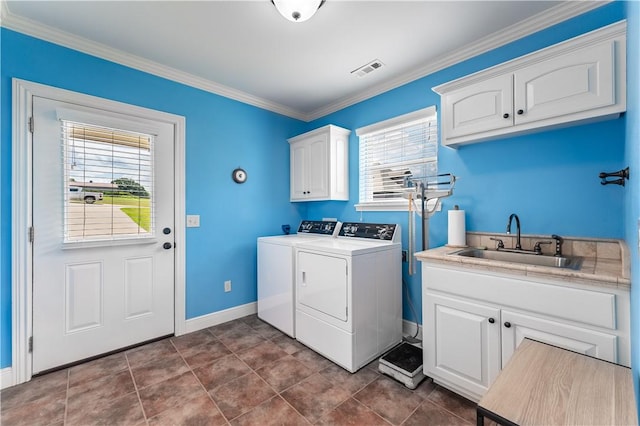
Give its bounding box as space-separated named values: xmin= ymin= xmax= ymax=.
xmin=355 ymin=106 xmax=438 ymax=212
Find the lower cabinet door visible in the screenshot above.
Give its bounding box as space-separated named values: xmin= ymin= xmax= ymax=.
xmin=501 ymin=310 xmax=617 ymax=367
xmin=425 ymin=293 xmax=501 ymax=399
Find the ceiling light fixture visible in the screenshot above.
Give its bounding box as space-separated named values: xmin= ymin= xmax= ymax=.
xmin=271 ymin=0 xmax=325 ymax=23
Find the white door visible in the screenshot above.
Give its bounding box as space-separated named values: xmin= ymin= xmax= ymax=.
xmin=306 ymin=135 xmax=328 ymax=199
xmin=424 ymin=293 xmax=501 ymax=399
xmin=500 ymin=310 xmax=617 ymax=367
xmin=514 ymin=41 xmax=615 ymax=125
xmin=443 ymin=73 xmax=513 ymax=140
xmin=290 ymin=142 xmax=307 ymax=200
xmin=297 ymin=251 xmax=348 ymax=321
xmin=32 ymin=96 xmax=175 ymax=374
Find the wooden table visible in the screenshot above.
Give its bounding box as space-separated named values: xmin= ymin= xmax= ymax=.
xmin=477 ymin=339 xmax=637 ymax=426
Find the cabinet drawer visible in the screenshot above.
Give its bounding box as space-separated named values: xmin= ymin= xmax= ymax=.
xmin=424 ymin=266 xmax=616 ymax=330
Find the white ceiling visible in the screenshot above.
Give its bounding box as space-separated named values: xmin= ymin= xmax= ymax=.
xmin=2 ymin=1 xmax=605 ymax=121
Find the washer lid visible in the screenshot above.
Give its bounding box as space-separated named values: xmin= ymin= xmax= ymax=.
xmin=258 ymin=233 xmax=333 ymax=246
xmin=296 ymin=238 xmax=400 ymax=256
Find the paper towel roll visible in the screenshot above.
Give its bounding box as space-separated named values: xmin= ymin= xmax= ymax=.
xmin=448 ymin=207 xmax=466 ymax=247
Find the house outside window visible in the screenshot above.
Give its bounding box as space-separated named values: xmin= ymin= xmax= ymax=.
xmin=356 ymin=106 xmax=438 ymax=211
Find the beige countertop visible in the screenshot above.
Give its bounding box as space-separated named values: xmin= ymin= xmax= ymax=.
xmin=415 ymin=233 xmax=630 ymax=290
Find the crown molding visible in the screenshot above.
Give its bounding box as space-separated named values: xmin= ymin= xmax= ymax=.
xmin=1 ymin=0 xmax=609 ymax=122
xmin=0 ymin=1 xmax=307 ymax=121
xmin=306 ymin=0 xmax=611 ymax=121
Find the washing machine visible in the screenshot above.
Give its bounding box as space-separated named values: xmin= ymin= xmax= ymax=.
xmin=294 ymin=222 xmax=402 ymax=372
xmin=257 ymin=220 xmax=341 ymax=337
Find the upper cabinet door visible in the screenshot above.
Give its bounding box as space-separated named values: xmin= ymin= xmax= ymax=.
xmin=290 ymin=142 xmax=308 ymax=200
xmin=443 ymin=74 xmax=513 ymax=141
xmin=514 ymin=41 xmax=615 ymax=125
xmin=306 ymin=135 xmax=330 ymax=199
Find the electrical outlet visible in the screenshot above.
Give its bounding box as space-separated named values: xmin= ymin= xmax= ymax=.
xmin=224 ymin=280 xmax=232 ymax=292
xmin=186 ymin=215 xmax=200 ymax=228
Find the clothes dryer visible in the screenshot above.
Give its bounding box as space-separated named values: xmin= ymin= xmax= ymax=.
xmin=257 ymin=220 xmax=340 ymax=337
xmin=295 ymin=222 xmax=402 ymax=372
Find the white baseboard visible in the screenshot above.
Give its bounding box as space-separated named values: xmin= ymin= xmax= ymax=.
xmin=402 ymin=319 xmax=422 ymax=341
xmin=184 ymin=302 xmax=257 ymax=334
xmin=1 ymin=367 xmax=14 ymax=390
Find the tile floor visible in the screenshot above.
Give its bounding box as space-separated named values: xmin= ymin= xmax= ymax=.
xmin=1 ymin=315 xmax=481 ymax=425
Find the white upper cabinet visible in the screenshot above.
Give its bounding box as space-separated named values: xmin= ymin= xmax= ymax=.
xmin=288 ymin=125 xmax=350 ymax=202
xmin=444 ymin=74 xmax=513 ymax=140
xmin=434 ymin=21 xmax=626 ymax=147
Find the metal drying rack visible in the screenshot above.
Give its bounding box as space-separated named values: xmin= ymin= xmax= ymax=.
xmin=404 ymin=173 xmax=457 ymax=251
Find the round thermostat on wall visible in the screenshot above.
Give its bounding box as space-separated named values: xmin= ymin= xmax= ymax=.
xmin=232 ymin=168 xmax=247 ymax=184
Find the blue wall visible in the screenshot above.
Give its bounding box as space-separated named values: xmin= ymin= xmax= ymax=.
xmin=0 ymin=1 xmax=633 ymax=390
xmin=306 ymin=2 xmax=627 ymax=325
xmin=623 ymin=0 xmax=640 ymax=407
xmin=0 ymin=29 xmax=308 ymax=368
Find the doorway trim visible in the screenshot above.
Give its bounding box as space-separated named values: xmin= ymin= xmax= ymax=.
xmin=11 ymin=78 xmax=187 ymax=385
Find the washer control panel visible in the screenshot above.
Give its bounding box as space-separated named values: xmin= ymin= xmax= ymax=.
xmin=297 ymin=220 xmax=340 ymax=236
xmin=339 ymin=222 xmax=398 ymax=241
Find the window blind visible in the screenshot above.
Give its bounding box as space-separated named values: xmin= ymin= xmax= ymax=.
xmin=357 ymin=107 xmax=438 ymax=208
xmin=62 ymin=120 xmax=155 ymax=242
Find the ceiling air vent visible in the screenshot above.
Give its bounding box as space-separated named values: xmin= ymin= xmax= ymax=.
xmin=351 ymin=59 xmax=384 ymax=78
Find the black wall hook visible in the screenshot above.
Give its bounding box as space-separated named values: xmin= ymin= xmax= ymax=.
xmin=599 ymin=167 xmax=629 ymax=186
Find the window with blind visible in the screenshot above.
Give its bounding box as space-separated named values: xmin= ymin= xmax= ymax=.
xmin=356 ymin=106 xmax=438 ymax=211
xmin=62 ymin=120 xmax=154 ymax=242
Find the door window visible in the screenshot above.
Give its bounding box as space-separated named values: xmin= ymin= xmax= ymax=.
xmin=62 ymin=120 xmax=155 ymax=242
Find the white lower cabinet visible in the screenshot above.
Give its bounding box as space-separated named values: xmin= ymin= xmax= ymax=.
xmin=500 ymin=310 xmax=617 ymax=367
xmin=422 ymin=264 xmax=629 ymax=402
xmin=425 ymin=294 xmax=501 ymax=399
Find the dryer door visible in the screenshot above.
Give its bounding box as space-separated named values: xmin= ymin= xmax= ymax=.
xmin=297 ymin=251 xmax=348 ymax=321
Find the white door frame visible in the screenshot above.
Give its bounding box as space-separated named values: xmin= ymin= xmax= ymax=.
xmin=11 ymin=78 xmax=187 ymax=385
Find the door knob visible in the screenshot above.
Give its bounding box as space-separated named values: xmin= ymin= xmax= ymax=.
xmin=163 ymin=242 xmax=173 ymax=250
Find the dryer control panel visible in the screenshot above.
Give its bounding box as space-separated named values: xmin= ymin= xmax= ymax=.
xmin=339 ymin=222 xmax=399 ymax=242
xmin=297 ymin=220 xmax=340 ymax=236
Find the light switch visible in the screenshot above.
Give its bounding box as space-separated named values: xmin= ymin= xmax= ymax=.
xmin=187 ymin=215 xmax=200 ymax=228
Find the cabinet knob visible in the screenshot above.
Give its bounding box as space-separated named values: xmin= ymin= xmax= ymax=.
xmin=488 ymin=318 xmax=495 ymax=324
xmin=517 ymin=109 xmax=524 ymax=115
xmin=504 ymin=321 xmax=511 ymax=328
xmin=503 ymin=113 xmax=510 ymax=119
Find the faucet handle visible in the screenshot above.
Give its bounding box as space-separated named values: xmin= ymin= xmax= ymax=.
xmin=533 ymin=241 xmax=552 ymax=255
xmin=490 ymin=237 xmax=504 ymax=249
xmin=551 ymin=234 xmax=563 ymax=257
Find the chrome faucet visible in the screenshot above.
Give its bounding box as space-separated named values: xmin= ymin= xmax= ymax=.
xmin=506 ymin=213 xmax=522 ymax=250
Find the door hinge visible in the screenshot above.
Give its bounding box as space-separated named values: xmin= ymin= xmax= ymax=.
xmin=29 ymin=226 xmax=34 ymax=243
xmin=28 ymin=117 xmax=34 ymax=134
xmin=28 ymin=336 xmax=33 ymax=353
